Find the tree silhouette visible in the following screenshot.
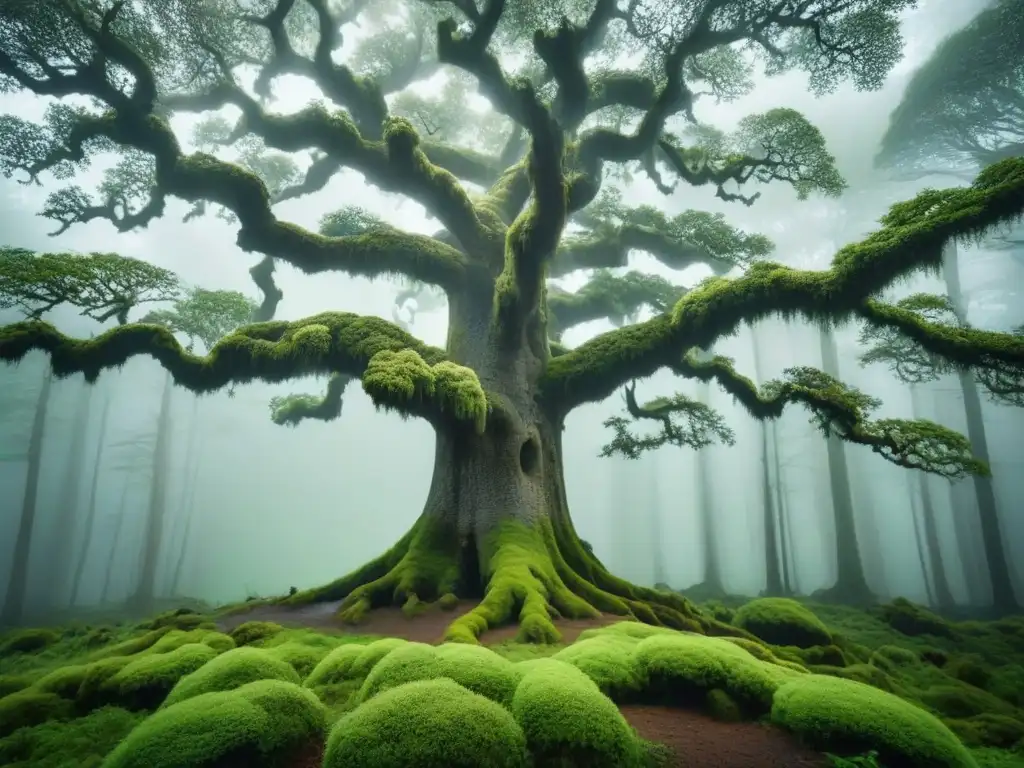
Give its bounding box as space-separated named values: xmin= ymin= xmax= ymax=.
xmin=1 ymin=0 xmax=1023 ymax=639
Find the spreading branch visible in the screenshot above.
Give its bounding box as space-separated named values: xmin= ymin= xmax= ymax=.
xmin=542 ymin=158 xmax=1024 ymax=417
xmin=547 ymin=271 xmax=685 ymax=339
xmin=0 ymin=312 xmax=489 ymax=432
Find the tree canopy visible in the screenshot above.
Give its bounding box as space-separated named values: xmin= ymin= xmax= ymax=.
xmin=0 ymin=0 xmax=1023 ymax=482
xmin=876 ymin=0 xmax=1024 ymax=179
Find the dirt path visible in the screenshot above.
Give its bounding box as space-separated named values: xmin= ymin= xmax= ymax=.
xmin=216 ymin=599 xmax=622 ymax=645
xmin=619 ymin=705 xmax=828 ymax=768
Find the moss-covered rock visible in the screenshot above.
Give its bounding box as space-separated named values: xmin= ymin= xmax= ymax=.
xmin=946 ymin=712 xmax=1024 ymax=749
xmin=261 ymin=641 xmax=326 ymax=678
xmin=0 ymin=628 xmax=61 ymax=655
xmin=510 ymin=658 xmax=646 ymax=766
xmin=877 ymin=598 xmax=954 ymax=638
xmin=552 ymin=635 xmax=645 ymax=699
xmin=304 ymin=638 xmax=406 ymax=688
xmin=357 ymin=641 xmax=521 ymax=707
xmin=323 ymin=678 xmax=529 ymax=768
xmin=103 ymin=643 xmax=219 ymax=710
xmin=870 ymin=644 xmax=920 ymax=670
xmin=162 ymin=647 xmax=300 ymax=708
xmin=0 ymin=674 xmax=33 ymax=698
xmin=0 ymin=689 xmax=74 ymax=738
xmin=0 ymin=704 xmax=142 ymax=767
xmin=771 ymin=674 xmax=977 ymax=768
xmin=100 ymin=680 xmax=326 ymax=768
xmin=633 ymin=632 xmax=787 ymax=715
xmin=228 ymin=620 xmax=284 ymax=647
xmin=733 ymin=597 xmax=832 ymax=649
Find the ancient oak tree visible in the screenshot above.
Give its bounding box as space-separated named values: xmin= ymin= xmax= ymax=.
xmin=1 ymin=0 xmax=1024 ymax=641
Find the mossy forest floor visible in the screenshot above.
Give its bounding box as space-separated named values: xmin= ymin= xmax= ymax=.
xmin=1 ymin=593 xmax=1022 ymax=768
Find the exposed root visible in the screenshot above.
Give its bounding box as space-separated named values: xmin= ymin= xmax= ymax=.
xmin=281 ymin=511 xmax=730 ymax=645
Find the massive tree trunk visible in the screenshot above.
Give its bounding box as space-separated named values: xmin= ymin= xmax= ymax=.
xmin=283 ymin=291 xmax=707 ymax=643
xmin=131 ymin=372 xmax=174 ymax=612
xmin=942 ymin=242 xmax=1018 ymax=613
xmin=817 ymin=329 xmax=874 ymax=604
xmin=1 ymin=368 xmax=52 ymax=626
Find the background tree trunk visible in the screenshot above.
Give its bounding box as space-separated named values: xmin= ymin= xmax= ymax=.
xmin=942 ymin=241 xmax=1018 ymax=612
xmin=771 ymin=421 xmax=795 ymax=594
xmin=46 ymin=380 xmax=94 ymax=609
xmin=750 ymin=328 xmax=784 ymax=595
xmin=70 ymin=392 xmax=112 ymax=607
xmin=694 ymin=380 xmax=724 ymax=595
xmin=1 ymin=368 xmax=52 ymax=626
xmin=131 ymin=372 xmax=175 ymax=611
xmin=818 ymin=328 xmax=873 ymax=602
xmin=648 ymin=457 xmax=668 ymax=587
xmin=101 ymin=480 xmax=131 ymax=605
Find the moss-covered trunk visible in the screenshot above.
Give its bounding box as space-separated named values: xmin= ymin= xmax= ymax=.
xmin=286 ymin=289 xmax=708 ymax=642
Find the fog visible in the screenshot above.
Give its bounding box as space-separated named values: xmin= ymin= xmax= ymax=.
xmin=1 ymin=0 xmax=1021 ymax=617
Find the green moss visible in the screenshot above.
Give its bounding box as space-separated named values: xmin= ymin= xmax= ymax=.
xmin=771 ymin=674 xmax=978 ymax=768
xmin=138 ymin=610 xmax=209 ymax=632
xmin=100 ymin=679 xmax=326 ymax=768
xmin=920 ymin=685 xmax=1017 ymax=719
xmin=878 ymin=598 xmax=955 ymax=638
xmin=0 ymin=705 xmax=142 ymax=768
xmin=88 ymin=629 xmax=173 ymax=661
xmin=0 ymin=675 xmax=33 ymax=698
xmin=0 ymin=689 xmax=74 ymax=738
xmin=438 ymin=592 xmax=459 ymax=610
xmin=304 ymin=638 xmax=406 ymax=688
xmin=260 ymin=641 xmax=328 ymax=678
xmin=356 ymin=642 xmax=521 ymax=707
xmin=705 ymin=688 xmax=743 ymax=722
xmin=947 ymin=713 xmax=1024 ymax=749
xmin=227 ymin=622 xmax=284 ymax=647
xmin=161 ymin=647 xmax=300 ymax=708
xmin=322 ymin=678 xmax=529 ymax=768
xmin=0 ymin=628 xmax=61 ymax=655
xmin=733 ymin=597 xmax=832 ymax=648
xmin=634 ymin=632 xmax=789 ymax=715
xmin=870 ymin=644 xmax=920 ymax=669
xmin=553 ymin=634 xmax=646 ymax=699
xmin=948 ymin=655 xmax=994 ymax=689
xmin=103 ymin=642 xmax=219 ymax=710
xmin=444 ymin=519 xmax=601 ymax=645
xmin=511 ymin=657 xmax=646 ymax=766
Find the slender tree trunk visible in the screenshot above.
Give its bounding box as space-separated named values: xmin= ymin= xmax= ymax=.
xmin=648 ymin=456 xmax=669 ymax=587
xmin=170 ymin=440 xmax=204 ymax=597
xmin=69 ymin=393 xmax=112 ymax=607
xmin=131 ymin=371 xmax=174 ymax=611
xmin=47 ymin=380 xmax=94 ymax=609
xmin=694 ymin=380 xmax=724 ymax=594
xmin=101 ymin=480 xmax=131 ymax=605
xmin=771 ymin=421 xmax=794 ymax=594
xmin=285 ymin=289 xmax=706 ymax=642
xmin=907 ymin=476 xmax=935 ymax=605
xmin=942 ymin=241 xmax=1018 ymax=612
xmin=166 ymin=397 xmax=201 ymax=589
xmin=817 ymin=328 xmax=873 ymax=603
xmin=909 ymin=385 xmax=955 ymax=609
xmin=750 ymin=328 xmax=784 ymax=595
xmin=1 ymin=369 xmax=52 ymax=626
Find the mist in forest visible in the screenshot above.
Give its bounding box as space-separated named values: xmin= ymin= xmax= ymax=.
xmin=0 ymin=0 xmax=1020 ymax=620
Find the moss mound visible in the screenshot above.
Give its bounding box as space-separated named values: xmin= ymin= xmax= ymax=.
xmin=323 ymin=678 xmax=529 ymax=768
xmin=552 ymin=634 xmax=645 ymax=699
xmin=0 ymin=689 xmax=74 ymax=739
xmin=771 ymin=674 xmax=978 ymax=768
xmin=511 ymin=658 xmax=646 ymax=766
xmin=162 ymin=647 xmax=300 ymax=708
xmin=357 ymin=641 xmax=521 ymax=707
xmin=100 ymin=679 xmax=326 ymax=768
xmin=877 ymin=598 xmax=954 ymax=638
xmin=633 ymin=632 xmax=788 ymax=715
xmin=228 ymin=621 xmax=284 ymax=647
xmin=0 ymin=629 xmax=61 ymax=655
xmin=103 ymin=643 xmax=220 ymax=710
xmin=733 ymin=597 xmax=832 ymax=649
xmin=0 ymin=705 xmax=142 ymax=767
xmin=304 ymin=638 xmax=406 ymax=688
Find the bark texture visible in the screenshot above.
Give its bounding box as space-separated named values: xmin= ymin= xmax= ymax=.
xmin=284 ymin=292 xmax=711 ymax=642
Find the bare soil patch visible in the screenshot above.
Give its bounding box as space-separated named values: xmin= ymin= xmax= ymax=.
xmin=619 ymin=705 xmax=828 ymax=768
